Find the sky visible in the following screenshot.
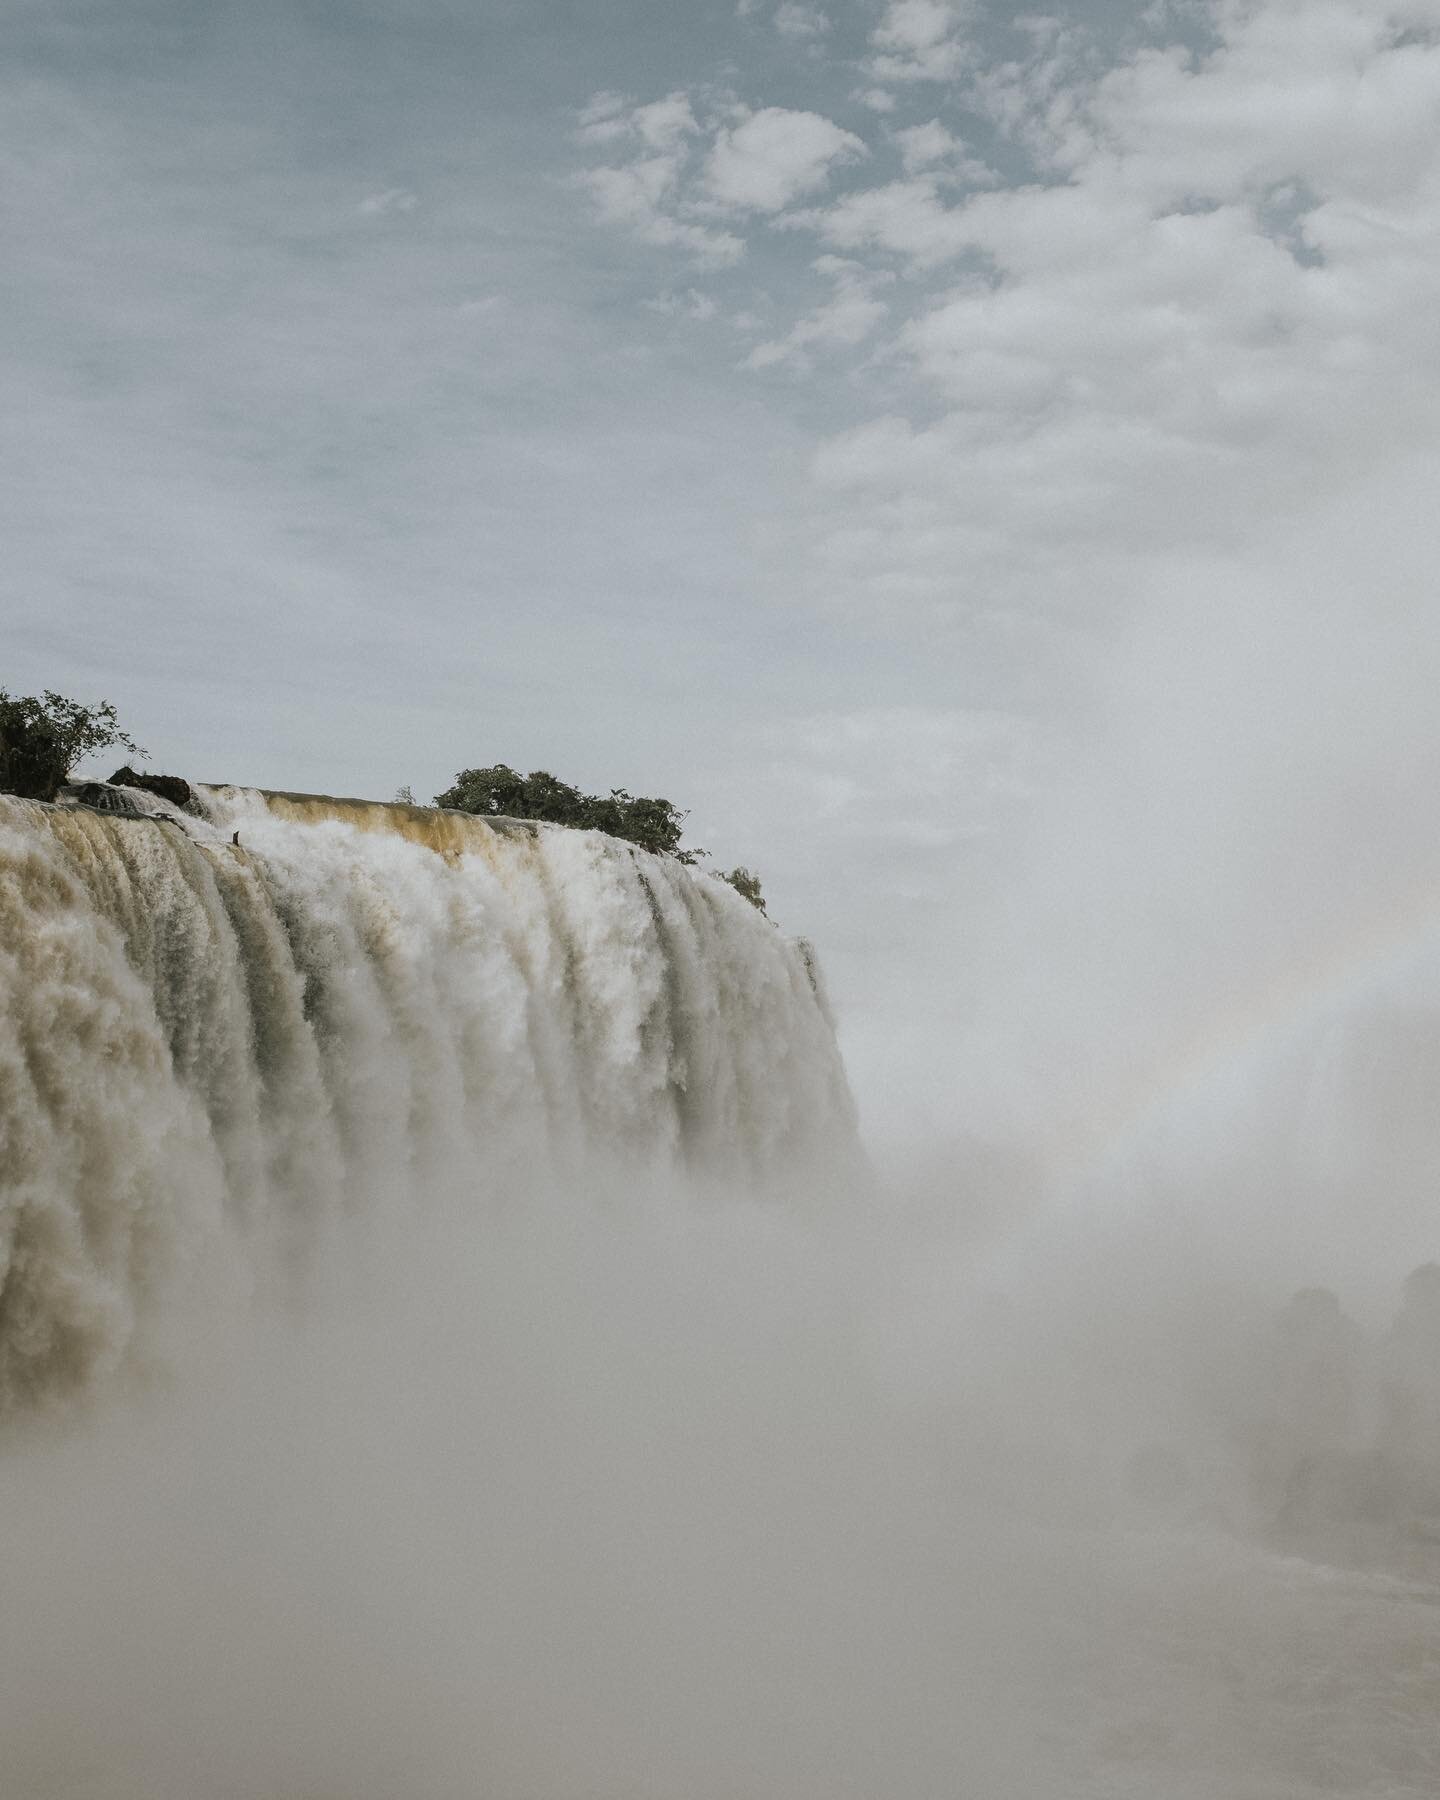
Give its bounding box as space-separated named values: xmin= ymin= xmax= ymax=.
xmin=7 ymin=0 xmax=1440 ymax=1174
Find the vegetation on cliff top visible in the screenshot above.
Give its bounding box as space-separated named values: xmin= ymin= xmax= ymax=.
xmin=0 ymin=692 xmax=768 ymax=914
xmin=437 ymin=764 xmax=699 ymax=861
xmin=0 ymin=689 xmax=145 ymax=802
xmin=436 ymin=763 xmax=767 ymax=912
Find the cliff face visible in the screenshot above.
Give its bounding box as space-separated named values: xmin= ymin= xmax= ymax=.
xmin=0 ymin=786 xmax=859 ymax=1412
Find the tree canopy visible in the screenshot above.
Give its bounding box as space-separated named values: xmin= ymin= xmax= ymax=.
xmin=0 ymin=707 xmax=774 ymax=914
xmin=718 ymin=866 xmax=766 ymax=916
xmin=0 ymin=689 xmax=145 ymax=802
xmin=436 ymin=764 xmax=702 ymax=863
xmin=435 ymin=763 xmax=769 ymax=912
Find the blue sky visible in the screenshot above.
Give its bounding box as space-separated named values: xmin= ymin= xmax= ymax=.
xmin=8 ymin=0 xmax=1440 ymax=1144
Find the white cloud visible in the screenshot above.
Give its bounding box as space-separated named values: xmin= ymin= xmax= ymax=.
xmin=794 ymin=175 xmax=981 ymax=266
xmin=745 ymin=257 xmax=894 ymax=368
xmin=709 ymin=0 xmax=1440 ymax=668
xmin=645 ymin=287 xmax=720 ymax=320
xmin=774 ymin=2 xmax=831 ymax=38
xmin=892 ymin=119 xmax=958 ymax=172
xmin=703 ymin=107 xmax=867 ymax=213
xmin=902 ymin=199 xmax=1318 ymax=418
xmin=632 ymin=93 xmax=701 ymax=152
xmin=575 ymin=94 xmax=863 ymax=259
xmin=891 ymin=119 xmax=995 ymax=183
xmin=574 ymin=90 xmax=699 ymax=151
xmin=575 ymin=3 xmax=1440 ymax=633
xmin=1084 ymin=25 xmax=1440 ymax=206
xmin=576 ymin=90 xmax=630 ymax=133
xmin=868 ymin=0 xmax=973 ymax=83
xmin=573 ymin=91 xmax=746 ymax=265
xmin=573 ymin=161 xmax=745 ymax=266
xmin=578 ymin=90 xmax=627 ymax=122
xmin=855 ymin=87 xmax=899 ymax=112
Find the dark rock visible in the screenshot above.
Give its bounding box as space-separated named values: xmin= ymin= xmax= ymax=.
xmin=109 ymin=765 xmax=192 ymax=808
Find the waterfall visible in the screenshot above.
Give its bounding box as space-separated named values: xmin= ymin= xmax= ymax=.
xmin=0 ymin=783 xmax=858 ymax=1411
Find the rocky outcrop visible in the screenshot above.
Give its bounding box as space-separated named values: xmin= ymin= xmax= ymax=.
xmin=109 ymin=765 xmax=193 ymax=808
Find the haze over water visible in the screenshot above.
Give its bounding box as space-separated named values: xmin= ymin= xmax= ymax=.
xmin=4 ymin=778 xmax=1440 ymax=1798
xmin=7 ymin=0 xmax=1440 ymax=1793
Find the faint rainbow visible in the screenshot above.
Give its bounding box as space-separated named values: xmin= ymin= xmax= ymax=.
xmin=1048 ymin=879 xmax=1440 ymax=1189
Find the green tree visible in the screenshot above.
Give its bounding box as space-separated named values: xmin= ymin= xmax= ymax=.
xmin=436 ymin=764 xmax=702 ymax=863
xmin=0 ymin=689 xmax=145 ymax=802
xmin=437 ymin=763 xmax=771 ymax=910
xmin=719 ymin=867 xmax=767 ymax=915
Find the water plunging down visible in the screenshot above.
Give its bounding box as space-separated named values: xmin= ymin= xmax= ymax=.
xmin=0 ymin=782 xmax=859 ymax=1411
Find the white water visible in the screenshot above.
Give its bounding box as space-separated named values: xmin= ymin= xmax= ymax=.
xmin=0 ymin=784 xmax=857 ymax=1410
xmin=4 ymin=784 xmax=1440 ymax=1798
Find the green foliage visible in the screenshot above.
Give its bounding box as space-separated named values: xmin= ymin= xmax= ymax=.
xmin=719 ymin=866 xmax=767 ymax=915
xmin=436 ymin=764 xmax=704 ymax=863
xmin=0 ymin=689 xmax=145 ymax=802
xmin=437 ymin=763 xmax=772 ymax=913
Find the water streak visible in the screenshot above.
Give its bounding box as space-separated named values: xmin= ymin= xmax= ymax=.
xmin=0 ymin=784 xmax=858 ymax=1410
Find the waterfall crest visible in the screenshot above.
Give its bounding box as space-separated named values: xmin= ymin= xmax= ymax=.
xmin=0 ymin=784 xmax=858 ymax=1410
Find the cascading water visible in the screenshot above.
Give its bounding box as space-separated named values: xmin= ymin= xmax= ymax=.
xmin=0 ymin=782 xmax=859 ymax=1412
xmin=9 ymin=785 xmax=1440 ymax=1800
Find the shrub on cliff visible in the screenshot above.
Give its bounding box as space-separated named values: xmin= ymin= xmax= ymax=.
xmin=436 ymin=764 xmax=771 ymax=913
xmin=0 ymin=689 xmax=145 ymax=802
xmin=436 ymin=764 xmax=704 ymax=864
xmin=718 ymin=866 xmax=767 ymax=915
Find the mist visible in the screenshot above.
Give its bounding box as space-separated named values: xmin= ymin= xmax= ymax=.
xmin=6 ymin=1145 xmax=1439 ymax=1800
xmin=8 ymin=0 xmax=1440 ymax=1788
xmin=10 ymin=521 xmax=1440 ymax=1791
